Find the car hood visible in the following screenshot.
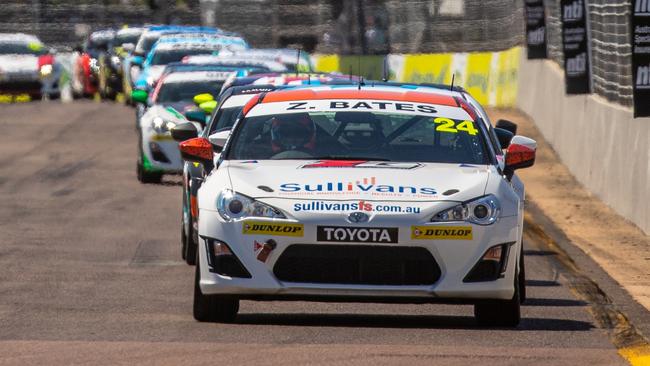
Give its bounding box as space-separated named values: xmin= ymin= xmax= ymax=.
xmin=0 ymin=54 xmax=38 ymax=73
xmin=225 ymin=160 xmax=492 ymax=203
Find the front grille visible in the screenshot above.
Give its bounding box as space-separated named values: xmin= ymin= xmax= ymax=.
xmin=274 ymin=244 xmax=441 ymax=286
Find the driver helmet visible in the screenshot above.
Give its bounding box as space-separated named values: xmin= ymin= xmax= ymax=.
xmin=270 ymin=113 xmax=316 ymax=153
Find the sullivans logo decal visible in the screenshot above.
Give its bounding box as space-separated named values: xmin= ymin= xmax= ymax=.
xmin=279 ymin=176 xmax=437 ymax=197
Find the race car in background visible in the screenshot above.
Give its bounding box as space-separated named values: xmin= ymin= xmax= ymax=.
xmin=177 ymin=84 xmax=536 ymax=326
xmin=121 ymin=25 xmax=225 ymax=104
xmin=131 ymin=35 xmax=250 ymax=121
xmin=71 ymin=29 xmax=115 ymax=97
xmin=135 ymin=69 xmax=236 ymax=183
xmin=0 ymin=33 xmax=61 ymax=100
xmin=215 ymin=48 xmax=314 ymax=72
xmin=97 ymin=26 xmax=144 ymax=100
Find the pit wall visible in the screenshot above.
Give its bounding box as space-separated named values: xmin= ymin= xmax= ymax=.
xmin=312 ymin=47 xmax=521 ymax=108
xmin=517 ymin=55 xmax=650 ymax=235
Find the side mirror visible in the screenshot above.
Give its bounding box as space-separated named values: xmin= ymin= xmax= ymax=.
xmin=184 ymin=109 xmax=207 ymax=125
xmin=494 ymin=127 xmax=514 ymax=149
xmin=171 ymin=122 xmax=199 ymax=142
xmin=199 ymin=100 xmax=218 ymax=114
xmin=131 ymin=56 xmax=144 ymax=66
xmin=208 ymin=130 xmax=231 ymax=153
xmin=179 ymin=137 xmax=213 ymax=164
xmin=496 ymin=119 xmax=518 ymax=135
xmin=193 ymin=93 xmax=214 ymax=106
xmin=504 ymin=135 xmax=536 ymax=179
xmin=131 ymin=89 xmax=148 ymax=104
xmin=122 ymin=43 xmax=135 ymax=53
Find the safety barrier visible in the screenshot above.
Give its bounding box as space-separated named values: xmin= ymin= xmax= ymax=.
xmin=313 ymin=47 xmax=521 ymax=108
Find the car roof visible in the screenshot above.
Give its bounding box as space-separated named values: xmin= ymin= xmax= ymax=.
xmin=184 ymin=56 xmax=288 ymax=72
xmin=161 ymin=70 xmax=237 ymax=83
xmin=0 ymin=33 xmax=41 ymax=44
xmin=257 ymin=85 xmax=459 ymax=106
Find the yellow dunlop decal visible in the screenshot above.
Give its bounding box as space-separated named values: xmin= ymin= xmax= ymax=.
xmin=411 ymin=226 xmax=472 ymax=240
xmin=242 ymin=221 xmax=304 ymax=237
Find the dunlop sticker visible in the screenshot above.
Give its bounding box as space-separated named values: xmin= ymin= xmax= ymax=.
xmin=242 ymin=221 xmax=304 ymax=237
xmin=411 ymin=226 xmax=472 ymax=240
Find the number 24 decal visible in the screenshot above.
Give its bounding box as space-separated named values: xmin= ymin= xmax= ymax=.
xmin=433 ymin=118 xmax=478 ymax=135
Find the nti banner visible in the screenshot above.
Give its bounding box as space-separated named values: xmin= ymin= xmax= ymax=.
xmin=632 ymin=0 xmax=650 ymax=117
xmin=524 ymin=0 xmax=548 ymax=59
xmin=560 ymin=0 xmax=591 ymax=94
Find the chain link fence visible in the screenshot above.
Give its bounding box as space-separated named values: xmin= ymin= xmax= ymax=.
xmin=0 ymin=0 xmax=201 ymax=48
xmin=543 ymin=0 xmax=633 ymax=106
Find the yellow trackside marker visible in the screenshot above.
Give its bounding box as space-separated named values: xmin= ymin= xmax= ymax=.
xmin=619 ymin=345 xmax=650 ymax=366
xmin=116 ymin=93 xmax=125 ymax=103
xmin=93 ymin=92 xmax=101 ymax=102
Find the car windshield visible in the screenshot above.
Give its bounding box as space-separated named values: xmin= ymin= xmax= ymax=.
xmin=87 ymin=36 xmax=112 ymax=52
xmin=226 ymin=109 xmax=489 ymax=164
xmin=114 ymin=33 xmax=141 ymax=47
xmin=151 ymin=49 xmax=218 ymax=65
xmin=0 ymin=42 xmax=46 ymax=55
xmin=138 ymin=34 xmax=161 ymax=54
xmin=156 ymin=81 xmax=225 ymax=104
xmin=211 ymin=106 xmax=244 ymax=132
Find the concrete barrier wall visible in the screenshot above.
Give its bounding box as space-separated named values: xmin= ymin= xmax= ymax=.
xmin=313 ymin=47 xmax=521 ymax=108
xmin=517 ymin=55 xmax=650 ymax=234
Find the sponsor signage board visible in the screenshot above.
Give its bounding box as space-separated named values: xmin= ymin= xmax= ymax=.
xmin=560 ymin=0 xmax=592 ymax=94
xmin=632 ymin=0 xmax=650 ymax=117
xmin=524 ymin=0 xmax=548 ymax=59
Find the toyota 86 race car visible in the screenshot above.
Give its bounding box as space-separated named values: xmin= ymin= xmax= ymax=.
xmin=0 ymin=33 xmax=61 ymax=100
xmin=177 ymin=86 xmax=537 ymax=326
xmin=136 ymin=69 xmax=236 ymax=183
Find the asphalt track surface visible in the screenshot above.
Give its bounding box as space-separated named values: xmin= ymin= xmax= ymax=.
xmin=0 ymin=101 xmax=639 ymax=365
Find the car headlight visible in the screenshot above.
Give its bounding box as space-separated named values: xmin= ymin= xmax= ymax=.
xmin=217 ymin=189 xmax=286 ymax=221
xmin=431 ymin=194 xmax=500 ymax=225
xmin=111 ymin=55 xmax=121 ymax=68
xmin=151 ymin=116 xmax=176 ymax=133
xmin=39 ymin=64 xmax=53 ymax=77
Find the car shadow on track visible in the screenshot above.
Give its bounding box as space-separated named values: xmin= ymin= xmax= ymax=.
xmin=234 ymin=313 xmax=594 ymax=331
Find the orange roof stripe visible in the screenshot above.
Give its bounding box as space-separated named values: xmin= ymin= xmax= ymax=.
xmin=261 ymin=89 xmax=458 ymax=107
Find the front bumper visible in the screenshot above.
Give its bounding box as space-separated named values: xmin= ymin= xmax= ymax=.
xmin=141 ymin=129 xmax=183 ymax=173
xmin=197 ymin=211 xmax=521 ymax=302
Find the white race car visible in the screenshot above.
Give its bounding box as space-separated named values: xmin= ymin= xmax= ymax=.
xmin=136 ymin=70 xmax=235 ymax=183
xmin=179 ymin=85 xmax=536 ymax=326
xmin=0 ymin=33 xmax=61 ymax=100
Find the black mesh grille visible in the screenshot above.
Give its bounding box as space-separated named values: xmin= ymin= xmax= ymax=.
xmin=274 ymin=244 xmax=440 ymax=286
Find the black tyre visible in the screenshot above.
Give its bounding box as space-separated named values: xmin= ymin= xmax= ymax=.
xmin=519 ymin=249 xmax=526 ymax=304
xmin=136 ymin=161 xmax=162 ymax=184
xmin=184 ymin=215 xmax=197 ymax=265
xmin=193 ymin=258 xmax=239 ymax=323
xmin=474 ymin=276 xmax=521 ymax=327
xmin=181 ymin=219 xmax=188 ymax=261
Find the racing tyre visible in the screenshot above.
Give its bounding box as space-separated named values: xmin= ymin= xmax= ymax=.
xmin=183 ymin=217 xmax=197 ymax=265
xmin=193 ymin=258 xmax=239 ymax=323
xmin=519 ymin=249 xmax=526 ymax=304
xmin=136 ymin=161 xmax=162 ymax=184
xmin=474 ymin=276 xmax=521 ymax=327
xmin=181 ymin=220 xmax=187 ymax=261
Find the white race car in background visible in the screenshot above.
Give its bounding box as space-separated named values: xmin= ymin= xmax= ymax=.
xmin=136 ymin=70 xmax=235 ymax=183
xmin=0 ymin=33 xmax=61 ymax=100
xmin=178 ymin=85 xmax=537 ymax=326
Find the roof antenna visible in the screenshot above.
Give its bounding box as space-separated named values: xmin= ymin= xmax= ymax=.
xmin=296 ymin=48 xmax=301 ymax=78
xmin=349 ymin=65 xmax=353 ymax=81
xmin=382 ymin=55 xmax=388 ymax=82
xmin=307 ymin=73 xmax=311 ymax=85
xmin=450 ymin=73 xmax=455 ymax=91
xmin=357 ymin=54 xmax=363 ymax=89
